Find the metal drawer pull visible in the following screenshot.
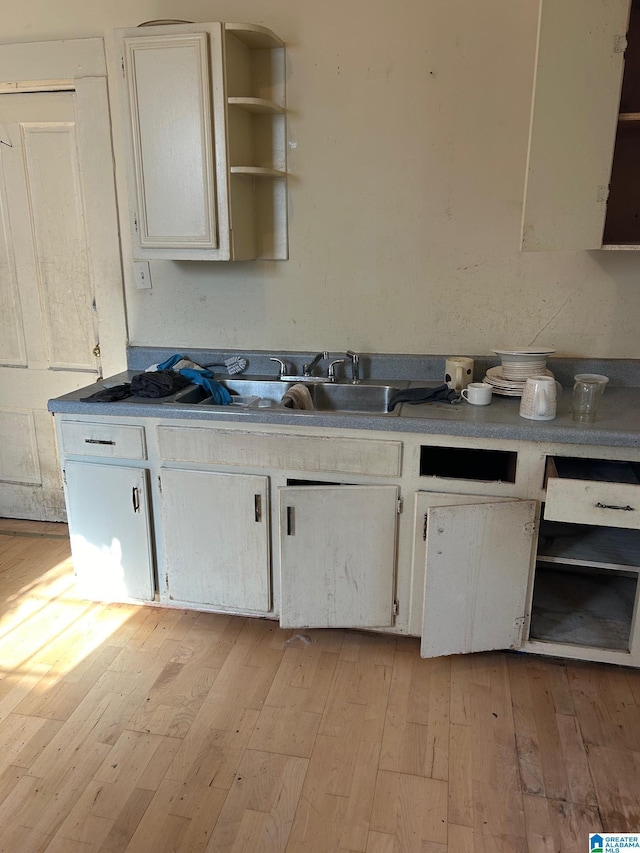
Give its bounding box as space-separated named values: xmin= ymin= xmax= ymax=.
xmin=85 ymin=438 xmax=115 ymax=445
xmin=254 ymin=494 xmax=262 ymax=522
xmin=595 ymin=501 xmax=635 ymax=512
xmin=132 ymin=486 xmax=140 ymax=513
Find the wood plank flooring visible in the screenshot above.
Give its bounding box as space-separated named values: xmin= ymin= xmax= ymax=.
xmin=1 ymin=518 xmax=639 ymax=852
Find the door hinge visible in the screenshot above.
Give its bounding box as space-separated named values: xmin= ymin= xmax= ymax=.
xmin=397 ymin=496 xmax=403 ymax=514
xmin=62 ymin=469 xmax=67 ymax=485
xmin=423 ymin=512 xmax=428 ymax=541
xmin=133 ymin=213 xmax=138 ymax=233
xmin=92 ymin=343 xmax=101 ymax=358
xmin=121 ymin=56 xmax=125 ymax=76
xmin=523 ymin=521 xmax=537 ymax=536
xmin=513 ymin=615 xmax=526 ymax=645
xmin=157 ymin=475 xmax=162 ymax=494
xmin=596 ymin=184 xmax=610 ymax=204
xmin=393 ymin=599 xmax=399 ymax=617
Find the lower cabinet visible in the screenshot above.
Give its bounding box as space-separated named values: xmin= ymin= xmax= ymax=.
xmin=56 ymin=414 xmax=640 ymax=670
xmin=64 ymin=460 xmax=155 ymax=601
xmin=159 ymin=467 xmax=271 ymax=612
xmin=524 ymin=454 xmax=640 ymax=664
xmin=416 ymin=491 xmax=537 ymax=658
xmin=279 ymin=484 xmax=400 ymax=629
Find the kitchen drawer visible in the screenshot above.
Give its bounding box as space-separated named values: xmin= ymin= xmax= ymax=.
xmin=157 ymin=426 xmax=402 ymax=477
xmin=544 ymin=456 xmax=640 ymax=530
xmin=60 ymin=420 xmax=147 ymax=460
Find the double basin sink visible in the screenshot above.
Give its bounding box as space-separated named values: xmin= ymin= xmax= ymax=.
xmin=165 ymin=377 xmax=410 ymax=416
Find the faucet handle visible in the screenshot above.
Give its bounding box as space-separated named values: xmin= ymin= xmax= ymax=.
xmin=269 ymin=357 xmax=287 ymax=378
xmin=346 ymin=350 xmax=361 ymax=384
xmin=327 ymin=359 xmax=345 ymax=380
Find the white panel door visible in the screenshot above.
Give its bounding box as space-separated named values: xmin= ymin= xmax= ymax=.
xmin=64 ymin=460 xmax=155 ymax=602
xmin=0 ymin=89 xmax=123 ymax=520
xmin=279 ymin=485 xmax=399 ymax=629
xmin=521 ymin=0 xmax=630 ymax=251
xmin=120 ymin=26 xmax=228 ymax=257
xmin=421 ymin=499 xmax=536 ymax=658
xmin=160 ymin=468 xmax=271 ymax=612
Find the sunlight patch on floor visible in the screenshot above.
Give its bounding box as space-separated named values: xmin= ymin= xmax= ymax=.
xmin=0 ymin=554 xmax=137 ymax=681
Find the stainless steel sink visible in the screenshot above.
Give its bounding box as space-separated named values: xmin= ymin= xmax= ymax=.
xmin=166 ymin=377 xmax=409 ymax=415
xmin=309 ymin=382 xmax=405 ymax=413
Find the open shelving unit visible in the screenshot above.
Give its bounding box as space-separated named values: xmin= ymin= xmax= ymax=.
xmin=224 ymin=23 xmax=288 ymax=259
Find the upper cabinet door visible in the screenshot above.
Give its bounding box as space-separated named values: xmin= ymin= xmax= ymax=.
xmin=120 ymin=28 xmax=225 ymax=254
xmin=421 ymin=500 xmax=537 ymax=658
xmin=521 ymin=0 xmax=630 ymax=251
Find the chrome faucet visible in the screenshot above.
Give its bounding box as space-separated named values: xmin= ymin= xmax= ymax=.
xmin=327 ymin=359 xmax=345 ymax=380
xmin=346 ymin=350 xmax=361 ymax=383
xmin=302 ymin=351 xmax=328 ymax=377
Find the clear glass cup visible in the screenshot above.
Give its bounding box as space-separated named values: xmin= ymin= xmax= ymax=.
xmin=571 ymin=373 xmax=609 ymax=422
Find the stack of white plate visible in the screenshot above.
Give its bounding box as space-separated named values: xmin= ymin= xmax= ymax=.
xmin=484 ymin=349 xmax=556 ymax=396
xmin=494 ymin=348 xmax=556 ymax=380
xmin=483 ymin=365 xmax=554 ymax=397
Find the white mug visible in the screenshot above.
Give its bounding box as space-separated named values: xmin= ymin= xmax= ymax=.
xmin=445 ymin=357 xmax=474 ymax=392
xmin=461 ymin=382 xmax=492 ymax=406
xmin=519 ymin=375 xmax=557 ymax=420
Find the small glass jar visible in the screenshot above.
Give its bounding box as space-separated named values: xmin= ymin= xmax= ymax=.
xmin=571 ymin=373 xmax=609 ymax=422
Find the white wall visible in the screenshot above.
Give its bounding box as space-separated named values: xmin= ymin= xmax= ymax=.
xmin=4 ymin=0 xmax=640 ymax=357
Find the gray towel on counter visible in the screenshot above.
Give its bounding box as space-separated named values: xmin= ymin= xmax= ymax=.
xmin=281 ymin=384 xmax=315 ymax=410
xmin=387 ymin=384 xmax=459 ymax=412
xmin=81 ymin=383 xmax=132 ymax=402
xmin=130 ymin=370 xmax=191 ymax=398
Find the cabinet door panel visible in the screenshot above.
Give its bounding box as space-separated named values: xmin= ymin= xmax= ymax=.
xmin=160 ymin=468 xmax=270 ymax=611
xmin=421 ymin=500 xmax=536 ymax=658
xmin=521 ymin=0 xmax=630 ymax=250
xmin=122 ymin=32 xmax=220 ymax=250
xmin=279 ymin=485 xmax=398 ymax=629
xmin=64 ymin=460 xmax=154 ymax=601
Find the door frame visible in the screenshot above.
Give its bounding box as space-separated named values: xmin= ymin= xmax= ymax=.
xmin=0 ymin=38 xmax=127 ymax=378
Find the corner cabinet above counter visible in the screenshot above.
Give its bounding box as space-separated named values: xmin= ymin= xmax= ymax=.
xmin=116 ymin=21 xmax=287 ymax=261
xmin=50 ymin=402 xmax=640 ymax=670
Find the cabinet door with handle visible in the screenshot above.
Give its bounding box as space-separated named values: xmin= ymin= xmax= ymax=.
xmin=64 ymin=460 xmax=155 ymax=601
xmin=279 ymin=485 xmax=399 ymax=629
xmin=421 ymin=498 xmax=537 ymax=658
xmin=159 ymin=468 xmax=270 ymax=611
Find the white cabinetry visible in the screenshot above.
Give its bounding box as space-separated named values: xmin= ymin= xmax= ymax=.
xmin=116 ymin=21 xmax=287 ymax=261
xmin=58 ymin=417 xmax=155 ymax=602
xmin=521 ymin=0 xmax=634 ymax=250
xmin=53 ymin=409 xmax=640 ymax=669
xmin=525 ymin=454 xmax=640 ymax=665
xmin=279 ymin=485 xmax=400 ymax=629
xmin=415 ymin=492 xmax=536 ymax=658
xmin=158 ymin=467 xmax=270 ymax=612
xmin=64 ymin=460 xmax=154 ymax=601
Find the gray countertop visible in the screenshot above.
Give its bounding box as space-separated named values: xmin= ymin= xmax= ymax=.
xmin=48 ymin=370 xmax=640 ymax=449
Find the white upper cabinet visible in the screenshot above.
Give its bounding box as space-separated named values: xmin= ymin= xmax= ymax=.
xmin=116 ymin=21 xmax=287 ymax=260
xmin=521 ymin=0 xmax=631 ymax=251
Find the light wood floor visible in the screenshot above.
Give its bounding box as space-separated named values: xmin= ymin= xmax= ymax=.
xmin=0 ymin=520 xmax=639 ymax=852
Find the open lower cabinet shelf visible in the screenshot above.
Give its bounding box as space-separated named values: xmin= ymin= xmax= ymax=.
xmin=530 ymin=563 xmax=637 ymax=651
xmin=529 ymin=517 xmax=640 ymax=652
